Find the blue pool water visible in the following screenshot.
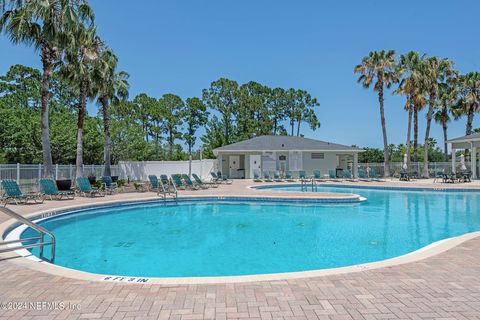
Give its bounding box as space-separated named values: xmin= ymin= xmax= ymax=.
xmin=20 ymin=186 xmax=480 ymax=277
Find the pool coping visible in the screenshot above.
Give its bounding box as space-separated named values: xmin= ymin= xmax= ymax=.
xmin=1 ymin=192 xmax=479 ymax=285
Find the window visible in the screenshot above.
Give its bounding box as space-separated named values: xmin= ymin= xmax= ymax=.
xmin=311 ymin=153 xmax=324 ymax=159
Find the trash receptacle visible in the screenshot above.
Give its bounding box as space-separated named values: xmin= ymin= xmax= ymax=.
xmin=336 ymin=168 xmax=344 ymax=178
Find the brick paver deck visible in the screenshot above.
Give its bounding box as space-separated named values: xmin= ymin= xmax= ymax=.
xmin=1 ymin=180 xmax=480 ymax=319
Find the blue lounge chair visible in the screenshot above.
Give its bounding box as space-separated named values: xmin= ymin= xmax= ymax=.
xmin=299 ymin=170 xmax=307 ymax=181
xmin=216 ymin=171 xmax=233 ymax=184
xmin=343 ymin=169 xmax=357 ymax=182
xmin=253 ymin=169 xmax=263 ymax=182
xmin=369 ymin=169 xmax=385 ymax=182
xmin=171 ymin=174 xmax=186 ymax=190
xmin=285 ymin=171 xmax=296 ymax=182
xmin=328 ymin=170 xmax=340 ymax=181
xmin=39 ymin=178 xmax=74 ymax=200
xmin=101 ymin=176 xmax=118 ymax=194
xmin=181 ymin=174 xmax=200 ymax=190
xmin=192 ymin=173 xmax=216 ymax=188
xmin=263 ymin=171 xmax=273 ymax=182
xmin=358 ymin=169 xmax=371 ymax=182
xmin=1 ymin=179 xmax=44 ymax=205
xmin=313 ymin=170 xmax=324 ymax=182
xmin=76 ymin=177 xmax=105 ymax=197
xmin=148 ymin=175 xmax=160 ymax=191
xmin=274 ymin=171 xmax=284 ymax=182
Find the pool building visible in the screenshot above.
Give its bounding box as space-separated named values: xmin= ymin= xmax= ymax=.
xmin=213 ymin=135 xmax=363 ymax=179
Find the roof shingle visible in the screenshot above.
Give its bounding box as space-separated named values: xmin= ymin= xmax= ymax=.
xmin=213 ymin=135 xmax=362 ymax=153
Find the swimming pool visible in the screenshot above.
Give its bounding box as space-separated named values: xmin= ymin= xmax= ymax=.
xmin=15 ymin=187 xmax=480 ymax=278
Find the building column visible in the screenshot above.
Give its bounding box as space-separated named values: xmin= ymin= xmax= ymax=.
xmin=472 ymin=146 xmax=477 ymax=179
xmin=452 ymin=149 xmax=456 ymax=173
xmin=353 ymin=153 xmax=358 ymax=178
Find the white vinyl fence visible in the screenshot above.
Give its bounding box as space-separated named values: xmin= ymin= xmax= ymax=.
xmin=0 ymin=160 xmax=217 ymax=192
xmin=119 ymin=160 xmax=217 ymax=181
xmin=358 ymin=161 xmax=473 ymax=177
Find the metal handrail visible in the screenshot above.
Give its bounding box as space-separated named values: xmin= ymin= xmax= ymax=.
xmin=0 ymin=207 xmax=55 ymax=262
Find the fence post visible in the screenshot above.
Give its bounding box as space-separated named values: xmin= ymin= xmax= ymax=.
xmin=38 ymin=163 xmax=41 ymax=180
xmin=16 ymin=163 xmax=20 ymax=184
xmin=55 ymin=164 xmax=59 ymax=180
xmin=69 ymin=164 xmax=73 ymax=180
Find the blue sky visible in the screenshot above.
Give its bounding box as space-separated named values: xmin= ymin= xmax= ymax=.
xmin=1 ymin=0 xmax=479 ymax=148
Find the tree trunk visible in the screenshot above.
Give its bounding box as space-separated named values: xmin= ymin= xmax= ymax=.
xmin=377 ymin=85 xmax=390 ymax=177
xmin=188 ymin=143 xmax=192 ymax=177
xmin=422 ymin=94 xmax=435 ymax=178
xmin=101 ymin=95 xmax=112 ymax=177
xmin=169 ymin=127 xmax=174 ymax=160
xmin=466 ymin=106 xmax=475 ymax=159
xmin=413 ymin=106 xmax=418 ymax=163
xmin=273 ymin=117 xmax=278 ymax=135
xmin=291 ymin=106 xmax=295 ymax=136
xmin=40 ymin=46 xmax=54 ymax=178
xmin=405 ymin=102 xmax=413 ymax=169
xmin=223 ymin=114 xmax=230 ymax=144
xmin=296 ymin=119 xmax=301 ymax=136
xmin=466 ymin=106 xmax=475 ymax=135
xmin=442 ymin=120 xmax=448 ymax=162
xmin=75 ymin=76 xmax=88 ymax=178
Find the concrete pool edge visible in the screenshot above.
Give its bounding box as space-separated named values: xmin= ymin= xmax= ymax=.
xmin=0 ymin=194 xmax=479 ymax=285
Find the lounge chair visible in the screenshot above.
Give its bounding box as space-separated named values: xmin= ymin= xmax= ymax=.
xmin=182 ymin=174 xmax=200 ymax=190
xmin=210 ymin=172 xmax=220 ymax=183
xmin=274 ymin=171 xmax=284 ymax=182
xmin=252 ymin=169 xmax=263 ymax=182
xmin=285 ymin=171 xmax=296 ymax=182
xmin=313 ymin=170 xmax=324 ymax=182
xmin=192 ymin=173 xmax=217 ymax=188
xmin=369 ymin=169 xmax=385 ymax=182
xmin=358 ymin=169 xmax=371 ymax=182
xmin=328 ymin=170 xmax=340 ymax=182
xmin=171 ymin=174 xmax=186 ymax=190
xmin=299 ymin=170 xmax=308 ymax=181
xmin=343 ymin=170 xmax=357 ymax=182
xmin=159 ymin=175 xmax=178 ymax=197
xmin=39 ymin=178 xmax=74 ymax=200
xmin=1 ymin=179 xmax=44 ymax=205
xmin=101 ymin=176 xmax=118 ymax=194
xmin=148 ymin=175 xmax=160 ymax=191
xmin=216 ymin=171 xmax=233 ymax=184
xmin=76 ymin=177 xmax=105 ymax=197
xmin=263 ymin=171 xmax=274 ymax=182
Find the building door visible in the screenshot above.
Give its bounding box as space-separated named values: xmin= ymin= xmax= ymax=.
xmin=229 ymin=155 xmax=240 ymax=178
xmin=249 ymin=155 xmax=261 ymax=178
xmin=278 ymin=154 xmax=287 ymax=174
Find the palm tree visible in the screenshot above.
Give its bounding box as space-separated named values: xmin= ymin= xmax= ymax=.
xmin=434 ymin=82 xmax=457 ymax=161
xmin=61 ymin=25 xmax=102 ymax=177
xmin=395 ymin=52 xmax=425 ymax=167
xmin=354 ymin=50 xmax=398 ymax=177
xmin=0 ymin=0 xmax=93 ymax=177
xmin=92 ymin=49 xmax=129 ymax=176
xmin=421 ymin=57 xmax=455 ymax=177
xmin=455 ymin=72 xmax=480 ymax=137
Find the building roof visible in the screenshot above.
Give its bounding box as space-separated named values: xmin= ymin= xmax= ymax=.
xmin=447 ymin=132 xmax=480 ymax=143
xmin=213 ymin=135 xmax=363 ymax=154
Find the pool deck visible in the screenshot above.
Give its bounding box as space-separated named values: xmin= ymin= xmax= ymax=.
xmin=1 ymin=179 xmax=480 ymax=319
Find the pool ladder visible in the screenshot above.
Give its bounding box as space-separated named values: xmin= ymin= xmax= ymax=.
xmin=300 ymin=178 xmax=317 ymax=192
xmin=0 ymin=207 xmax=55 ymax=262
